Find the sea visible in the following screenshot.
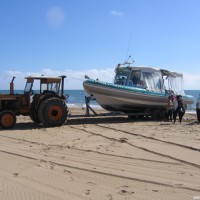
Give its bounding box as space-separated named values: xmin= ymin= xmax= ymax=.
xmin=0 ymin=90 xmax=199 ymax=113
xmin=0 ymin=89 xmax=99 ymax=109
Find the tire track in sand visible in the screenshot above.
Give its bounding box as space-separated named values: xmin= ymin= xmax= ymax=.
xmin=68 ymin=125 xmax=200 ymax=169
xmin=96 ymin=124 xmax=200 ymax=152
xmin=0 ymin=134 xmax=180 ymax=166
xmin=0 ymin=150 xmax=199 ymax=193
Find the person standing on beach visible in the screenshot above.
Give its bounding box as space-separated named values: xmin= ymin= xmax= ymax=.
xmin=196 ymin=94 xmax=200 ymax=123
xmin=173 ymin=95 xmax=185 ymax=123
xmin=173 ymin=95 xmax=178 ymax=123
xmin=167 ymin=95 xmax=173 ymax=121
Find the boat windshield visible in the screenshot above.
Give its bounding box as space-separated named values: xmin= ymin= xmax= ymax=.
xmin=114 ymin=67 xmax=129 ymax=85
xmin=128 ymin=70 xmax=145 ymax=88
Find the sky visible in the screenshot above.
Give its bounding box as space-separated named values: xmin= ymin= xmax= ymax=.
xmin=0 ymin=0 xmax=200 ymax=90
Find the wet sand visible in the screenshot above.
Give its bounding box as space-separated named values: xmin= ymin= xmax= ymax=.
xmin=0 ymin=108 xmax=200 ymax=200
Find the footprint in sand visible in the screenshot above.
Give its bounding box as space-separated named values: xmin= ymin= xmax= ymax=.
xmin=82 ymin=189 xmax=90 ymax=196
xmin=119 ymin=189 xmax=134 ymax=195
xmin=119 ymin=137 xmax=128 ymax=143
xmin=63 ymin=169 xmax=72 ymax=174
xmin=87 ymin=182 xmax=96 ymax=185
xmin=119 ymin=186 xmax=134 ymax=195
xmin=190 ymin=174 xmax=193 ymax=176
xmin=50 ymin=165 xmax=54 ymax=170
xmin=152 ymin=190 xmax=158 ymax=192
xmin=107 ymin=194 xmax=113 ymax=200
xmin=61 ymin=156 xmax=65 ymax=160
xmin=35 ymin=163 xmax=41 ymax=167
xmin=13 ymin=172 xmax=19 ymax=177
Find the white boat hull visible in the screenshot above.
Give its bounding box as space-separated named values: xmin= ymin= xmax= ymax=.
xmin=83 ymin=80 xmax=194 ymax=113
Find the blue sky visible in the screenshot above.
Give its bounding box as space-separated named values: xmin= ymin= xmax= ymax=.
xmin=0 ymin=0 xmax=200 ymax=89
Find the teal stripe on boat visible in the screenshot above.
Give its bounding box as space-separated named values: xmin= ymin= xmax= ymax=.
xmin=85 ymin=79 xmax=166 ymax=97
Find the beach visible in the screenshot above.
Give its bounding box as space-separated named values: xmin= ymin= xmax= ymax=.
xmin=0 ymin=108 xmax=200 ymax=200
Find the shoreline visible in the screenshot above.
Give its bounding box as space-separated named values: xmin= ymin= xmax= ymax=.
xmin=67 ymin=104 xmax=198 ymax=115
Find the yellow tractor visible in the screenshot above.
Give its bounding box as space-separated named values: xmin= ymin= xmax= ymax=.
xmin=0 ymin=76 xmax=69 ymax=129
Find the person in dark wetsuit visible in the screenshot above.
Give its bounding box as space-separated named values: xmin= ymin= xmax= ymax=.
xmin=196 ymin=94 xmax=200 ymax=123
xmin=173 ymin=95 xmax=185 ymax=123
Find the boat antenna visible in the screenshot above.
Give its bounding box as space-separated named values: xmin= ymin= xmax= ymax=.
xmin=125 ymin=32 xmax=133 ymax=61
xmin=123 ymin=55 xmax=134 ymax=66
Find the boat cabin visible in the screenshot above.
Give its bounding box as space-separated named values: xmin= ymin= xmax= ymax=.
xmin=114 ymin=65 xmax=185 ymax=95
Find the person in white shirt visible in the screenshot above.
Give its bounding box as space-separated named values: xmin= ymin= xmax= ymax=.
xmin=196 ymin=94 xmax=200 ymax=123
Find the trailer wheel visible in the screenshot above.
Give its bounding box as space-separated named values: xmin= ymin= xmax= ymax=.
xmin=128 ymin=115 xmax=137 ymax=120
xmin=0 ymin=110 xmax=16 ymax=129
xmin=38 ymin=98 xmax=68 ymax=127
xmin=152 ymin=109 xmax=163 ymax=121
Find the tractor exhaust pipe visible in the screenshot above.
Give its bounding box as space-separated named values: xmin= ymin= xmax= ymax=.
xmin=10 ymin=76 xmax=16 ymax=94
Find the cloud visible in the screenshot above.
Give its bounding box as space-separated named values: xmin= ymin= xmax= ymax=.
xmin=46 ymin=6 xmax=65 ymax=27
xmin=0 ymin=68 xmax=115 ymax=90
xmin=1 ymin=68 xmax=199 ymax=91
xmin=110 ymin=10 xmax=124 ymax=17
xmin=183 ymin=72 xmax=200 ymax=90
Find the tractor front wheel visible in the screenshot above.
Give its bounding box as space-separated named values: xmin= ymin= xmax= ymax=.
xmin=38 ymin=98 xmax=68 ymax=127
xmin=0 ymin=110 xmax=16 ymax=129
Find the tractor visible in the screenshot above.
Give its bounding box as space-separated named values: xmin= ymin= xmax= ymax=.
xmin=0 ymin=76 xmax=69 ymax=129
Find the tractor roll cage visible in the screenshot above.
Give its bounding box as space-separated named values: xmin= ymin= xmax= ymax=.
xmin=24 ymin=76 xmax=66 ymax=95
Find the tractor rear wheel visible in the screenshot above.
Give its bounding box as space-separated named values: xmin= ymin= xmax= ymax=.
xmin=0 ymin=110 xmax=16 ymax=129
xmin=38 ymin=98 xmax=68 ymax=127
xmin=30 ymin=112 xmax=41 ymax=124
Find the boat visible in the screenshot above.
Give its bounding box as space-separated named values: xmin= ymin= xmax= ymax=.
xmin=83 ymin=61 xmax=194 ymax=119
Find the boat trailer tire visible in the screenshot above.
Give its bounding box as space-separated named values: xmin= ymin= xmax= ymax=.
xmin=152 ymin=109 xmax=164 ymax=121
xmin=0 ymin=110 xmax=16 ymax=129
xmin=128 ymin=115 xmax=137 ymax=119
xmin=38 ymin=98 xmax=68 ymax=127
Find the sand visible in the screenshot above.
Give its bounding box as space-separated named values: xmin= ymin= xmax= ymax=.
xmin=0 ymin=108 xmax=200 ymax=200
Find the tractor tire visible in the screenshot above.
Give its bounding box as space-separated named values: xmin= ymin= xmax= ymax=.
xmin=29 ymin=97 xmax=41 ymax=123
xmin=0 ymin=110 xmax=16 ymax=129
xmin=30 ymin=112 xmax=41 ymax=124
xmin=38 ymin=98 xmax=68 ymax=127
